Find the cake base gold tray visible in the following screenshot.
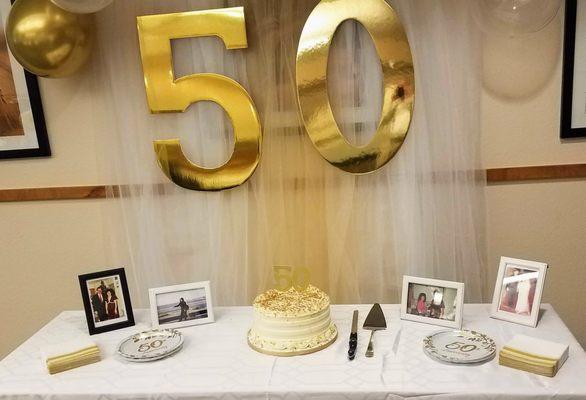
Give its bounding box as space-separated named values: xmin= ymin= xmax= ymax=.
xmin=247 ymin=325 xmax=338 ymax=357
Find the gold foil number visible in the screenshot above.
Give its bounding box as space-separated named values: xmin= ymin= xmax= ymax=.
xmin=137 ymin=8 xmax=262 ymax=191
xmin=296 ymin=0 xmax=414 ymax=173
xmin=137 ymin=2 xmax=413 ymax=187
xmin=273 ymin=266 xmax=311 ymax=291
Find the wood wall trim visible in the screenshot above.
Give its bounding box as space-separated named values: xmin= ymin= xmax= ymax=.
xmin=0 ymin=185 xmax=113 ymax=202
xmin=486 ymin=163 xmax=586 ymax=183
xmin=0 ymin=164 xmax=585 ymax=202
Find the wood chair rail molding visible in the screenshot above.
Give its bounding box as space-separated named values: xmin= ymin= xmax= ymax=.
xmin=486 ymin=163 xmax=586 ymax=183
xmin=0 ymin=164 xmax=585 ymax=202
xmin=0 ymin=185 xmax=115 ymax=202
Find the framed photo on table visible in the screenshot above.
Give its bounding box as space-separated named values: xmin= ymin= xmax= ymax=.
xmin=0 ymin=0 xmax=50 ymax=159
xmin=561 ymin=0 xmax=586 ymax=138
xmin=78 ymin=268 xmax=135 ymax=335
xmin=400 ymin=276 xmax=465 ymax=329
xmin=149 ymin=281 xmax=214 ymax=329
xmin=491 ymin=257 xmax=548 ymax=327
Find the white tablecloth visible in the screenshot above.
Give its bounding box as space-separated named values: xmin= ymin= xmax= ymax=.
xmin=1 ymin=304 xmax=585 ymax=400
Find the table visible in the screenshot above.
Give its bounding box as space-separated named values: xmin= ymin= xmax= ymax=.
xmin=1 ymin=304 xmax=585 ymax=400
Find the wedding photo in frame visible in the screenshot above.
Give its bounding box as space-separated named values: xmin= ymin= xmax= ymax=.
xmin=149 ymin=281 xmax=214 ymax=330
xmin=78 ymin=268 xmax=135 ymax=335
xmin=0 ymin=0 xmax=50 ymax=159
xmin=400 ymin=276 xmax=465 ymax=329
xmin=490 ymin=257 xmax=548 ymax=327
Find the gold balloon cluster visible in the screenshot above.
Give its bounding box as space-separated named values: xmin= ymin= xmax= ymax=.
xmin=5 ymin=0 xmax=96 ymax=78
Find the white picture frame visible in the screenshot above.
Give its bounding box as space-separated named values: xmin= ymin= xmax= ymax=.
xmin=490 ymin=257 xmax=548 ymax=327
xmin=400 ymin=276 xmax=465 ymax=329
xmin=149 ymin=281 xmax=214 ymax=330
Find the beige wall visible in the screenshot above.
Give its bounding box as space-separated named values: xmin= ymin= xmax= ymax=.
xmin=482 ymin=10 xmax=586 ymax=347
xmin=485 ymin=182 xmax=586 ymax=347
xmin=0 ymin=74 xmax=106 ymax=188
xmin=1 ymin=7 xmax=585 ymax=360
xmin=0 ymin=74 xmax=128 ymax=359
xmin=0 ymin=199 xmax=123 ymax=358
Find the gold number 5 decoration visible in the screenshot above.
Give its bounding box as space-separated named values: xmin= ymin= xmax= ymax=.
xmin=137 ymin=8 xmax=262 ymax=191
xmin=296 ymin=0 xmax=414 ymax=174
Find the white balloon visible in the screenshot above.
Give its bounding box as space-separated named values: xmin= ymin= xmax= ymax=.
xmin=50 ymin=0 xmax=113 ymax=14
xmin=472 ymin=0 xmax=561 ymax=37
xmin=483 ymin=12 xmax=561 ymax=99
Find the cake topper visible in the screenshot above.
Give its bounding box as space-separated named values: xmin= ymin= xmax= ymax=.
xmin=273 ymin=266 xmax=310 ymax=291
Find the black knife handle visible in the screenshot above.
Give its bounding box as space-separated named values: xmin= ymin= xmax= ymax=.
xmin=348 ymin=332 xmax=358 ymax=360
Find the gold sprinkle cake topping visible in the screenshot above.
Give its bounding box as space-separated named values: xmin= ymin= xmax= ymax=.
xmin=253 ymin=285 xmax=330 ymax=317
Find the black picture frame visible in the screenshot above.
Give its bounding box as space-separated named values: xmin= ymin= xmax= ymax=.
xmin=78 ymin=268 xmax=135 ymax=335
xmin=0 ymin=0 xmax=50 ymax=159
xmin=0 ymin=71 xmax=51 ymax=159
xmin=561 ymin=0 xmax=586 ymax=138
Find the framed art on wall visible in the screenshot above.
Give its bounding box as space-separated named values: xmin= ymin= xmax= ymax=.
xmin=490 ymin=256 xmax=548 ymax=327
xmin=400 ymin=276 xmax=465 ymax=329
xmin=0 ymin=0 xmax=50 ymax=159
xmin=78 ymin=268 xmax=135 ymax=335
xmin=561 ymin=0 xmax=586 ymax=138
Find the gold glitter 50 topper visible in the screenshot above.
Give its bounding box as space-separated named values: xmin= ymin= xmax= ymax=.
xmin=273 ymin=266 xmax=311 ymax=291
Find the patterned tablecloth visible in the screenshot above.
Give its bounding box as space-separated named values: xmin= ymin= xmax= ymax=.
xmin=1 ymin=304 xmax=585 ymax=400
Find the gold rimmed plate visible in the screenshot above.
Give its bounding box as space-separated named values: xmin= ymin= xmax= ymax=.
xmin=423 ymin=329 xmax=496 ymax=364
xmin=118 ymin=329 xmax=183 ymax=362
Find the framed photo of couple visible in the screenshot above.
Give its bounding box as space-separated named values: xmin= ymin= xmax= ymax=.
xmin=490 ymin=257 xmax=548 ymax=327
xmin=78 ymin=268 xmax=135 ymax=335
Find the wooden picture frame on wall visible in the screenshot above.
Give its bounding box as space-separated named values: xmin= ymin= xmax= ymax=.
xmin=561 ymin=0 xmax=586 ymax=139
xmin=0 ymin=0 xmax=50 ymax=159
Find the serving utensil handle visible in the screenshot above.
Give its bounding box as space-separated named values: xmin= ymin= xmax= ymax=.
xmin=365 ymin=331 xmax=375 ymax=357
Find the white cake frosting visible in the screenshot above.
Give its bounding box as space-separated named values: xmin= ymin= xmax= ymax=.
xmin=247 ymin=285 xmax=337 ymax=356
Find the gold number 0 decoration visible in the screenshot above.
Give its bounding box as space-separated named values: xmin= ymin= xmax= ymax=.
xmin=137 ymin=8 xmax=262 ymax=191
xmin=296 ymin=0 xmax=414 ymax=174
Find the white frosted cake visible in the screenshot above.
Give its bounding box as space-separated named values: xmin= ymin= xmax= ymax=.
xmin=247 ymin=285 xmax=337 ymax=356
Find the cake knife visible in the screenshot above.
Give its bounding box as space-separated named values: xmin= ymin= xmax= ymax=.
xmin=348 ymin=310 xmax=358 ymax=360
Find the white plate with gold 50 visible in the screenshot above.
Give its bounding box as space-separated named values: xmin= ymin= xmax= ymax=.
xmin=423 ymin=329 xmax=496 ymax=364
xmin=118 ymin=329 xmax=183 ymax=362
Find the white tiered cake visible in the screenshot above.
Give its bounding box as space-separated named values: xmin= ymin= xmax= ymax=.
xmin=247 ymin=285 xmax=337 ymax=356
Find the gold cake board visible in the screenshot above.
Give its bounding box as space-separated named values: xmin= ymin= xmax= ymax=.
xmin=247 ymin=326 xmax=338 ymax=357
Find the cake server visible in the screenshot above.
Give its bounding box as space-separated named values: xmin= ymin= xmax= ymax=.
xmin=348 ymin=310 xmax=358 ymax=360
xmin=363 ymin=303 xmax=386 ymax=358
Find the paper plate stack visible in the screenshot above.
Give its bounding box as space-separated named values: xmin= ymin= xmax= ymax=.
xmin=117 ymin=329 xmax=184 ymax=362
xmin=423 ymin=330 xmax=496 ymax=364
xmin=499 ymin=335 xmax=569 ymax=377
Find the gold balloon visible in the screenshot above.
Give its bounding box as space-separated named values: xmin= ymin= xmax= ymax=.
xmin=137 ymin=7 xmax=262 ymax=191
xmin=6 ymin=0 xmax=93 ymax=78
xmin=296 ymin=0 xmax=414 ymax=174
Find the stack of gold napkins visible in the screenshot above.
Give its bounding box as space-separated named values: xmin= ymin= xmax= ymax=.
xmin=499 ymin=335 xmax=568 ymax=377
xmin=42 ymin=339 xmax=101 ymax=375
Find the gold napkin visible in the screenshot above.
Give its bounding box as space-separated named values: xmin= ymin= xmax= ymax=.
xmin=499 ymin=335 xmax=568 ymax=377
xmin=42 ymin=340 xmax=101 ymax=375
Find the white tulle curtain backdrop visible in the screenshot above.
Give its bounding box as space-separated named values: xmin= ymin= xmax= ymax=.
xmin=93 ymin=0 xmax=485 ymax=307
